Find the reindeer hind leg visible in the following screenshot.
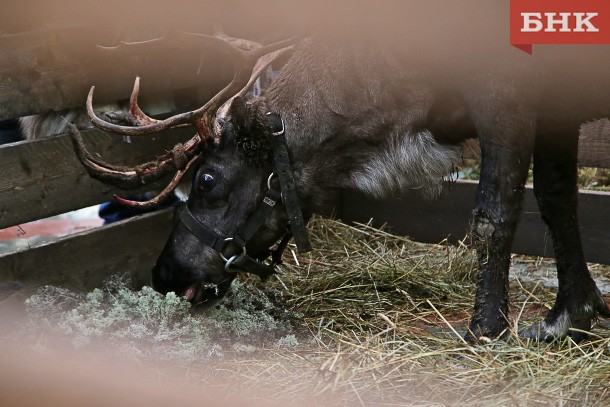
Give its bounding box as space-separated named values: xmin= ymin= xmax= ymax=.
xmin=521 ymin=123 xmax=610 ymax=342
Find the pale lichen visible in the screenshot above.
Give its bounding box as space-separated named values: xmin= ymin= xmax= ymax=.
xmin=25 ymin=276 xmax=298 ymax=361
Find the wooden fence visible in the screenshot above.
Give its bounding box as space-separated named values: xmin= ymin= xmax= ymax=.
xmin=1 ymin=20 xmax=609 ymax=294
xmin=342 ymin=123 xmax=610 ymax=264
xmin=0 ymin=20 xmax=232 ymax=291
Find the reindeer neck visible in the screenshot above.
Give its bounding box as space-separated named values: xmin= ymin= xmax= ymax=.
xmin=263 ymin=38 xmax=462 ymax=217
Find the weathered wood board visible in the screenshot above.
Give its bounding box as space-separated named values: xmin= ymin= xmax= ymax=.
xmin=0 ymin=126 xmax=193 ymax=229
xmin=0 ymin=25 xmax=235 ymax=119
xmin=0 ymin=209 xmax=174 ymax=291
xmin=579 ymin=119 xmax=610 ymax=169
xmin=341 ymin=180 xmax=610 ymax=265
xmin=462 ymin=122 xmax=610 ymax=169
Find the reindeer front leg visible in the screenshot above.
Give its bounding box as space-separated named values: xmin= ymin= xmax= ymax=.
xmin=464 ymin=90 xmax=535 ymax=343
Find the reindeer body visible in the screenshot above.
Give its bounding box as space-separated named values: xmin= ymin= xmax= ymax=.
xmin=264 ymin=38 xmax=462 ymax=207
xmin=72 ymin=4 xmax=610 ymax=342
xmin=247 ymin=35 xmax=610 ymax=341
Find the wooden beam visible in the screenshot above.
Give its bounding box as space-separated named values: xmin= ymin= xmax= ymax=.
xmin=341 ymin=180 xmax=610 ymax=265
xmin=461 ymin=120 xmax=610 ymax=169
xmin=0 ymin=126 xmax=193 ymax=229
xmin=0 ymin=25 xmax=230 ymax=119
xmin=579 ymin=119 xmax=610 ymax=169
xmin=0 ymin=209 xmax=173 ymax=291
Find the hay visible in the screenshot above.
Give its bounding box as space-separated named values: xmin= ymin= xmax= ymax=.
xmin=265 ymin=218 xmax=610 ymax=405
xmin=578 ymin=167 xmax=610 ymax=191
xmin=18 ymin=218 xmax=610 ymax=406
xmin=461 ymin=162 xmax=610 ymax=192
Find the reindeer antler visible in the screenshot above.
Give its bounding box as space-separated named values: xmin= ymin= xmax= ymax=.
xmin=70 ymin=30 xmax=296 ymax=208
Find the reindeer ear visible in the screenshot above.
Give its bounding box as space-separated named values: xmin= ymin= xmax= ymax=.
xmin=228 ymin=96 xmax=249 ymax=133
xmin=228 ymin=96 xmax=251 ymax=137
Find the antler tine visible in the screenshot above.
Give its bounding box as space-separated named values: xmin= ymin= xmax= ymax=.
xmin=87 ymin=84 xmax=177 ymax=136
xmin=212 ymin=25 xmax=263 ymax=52
xmin=74 ymin=31 xmax=298 ymax=207
xmin=113 ymin=153 xmax=200 ymax=209
xmin=87 ymin=34 xmax=298 ymax=137
xmin=128 ymin=77 xmax=160 ymax=126
xmin=213 ymin=44 xmax=295 ymax=135
xmin=86 ymin=77 xmax=164 ymax=132
xmin=69 ymin=124 xmax=205 ymax=190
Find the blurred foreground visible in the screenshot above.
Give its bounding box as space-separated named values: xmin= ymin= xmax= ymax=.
xmin=1 ymin=218 xmax=609 ymax=406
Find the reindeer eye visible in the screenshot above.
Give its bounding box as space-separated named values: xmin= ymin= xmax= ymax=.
xmin=198 ymin=173 xmax=216 ymax=193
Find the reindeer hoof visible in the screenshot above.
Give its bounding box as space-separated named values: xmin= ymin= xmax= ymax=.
xmin=520 ymin=307 xmax=597 ymax=343
xmin=464 ymin=319 xmax=509 ymax=344
xmin=520 ymin=321 xmax=592 ymax=343
xmin=522 ymin=287 xmax=610 ymax=343
xmin=520 ymin=321 xmax=570 ymax=342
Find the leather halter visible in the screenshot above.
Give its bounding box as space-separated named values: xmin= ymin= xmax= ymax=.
xmin=177 ymin=113 xmax=311 ymax=281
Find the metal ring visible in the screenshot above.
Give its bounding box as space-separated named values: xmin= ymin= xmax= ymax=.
xmin=224 ymin=255 xmax=240 ymax=272
xmin=266 ymin=113 xmax=285 ymax=136
xmin=267 ymin=172 xmax=275 ymax=190
xmin=219 ymin=237 xmax=246 ymax=263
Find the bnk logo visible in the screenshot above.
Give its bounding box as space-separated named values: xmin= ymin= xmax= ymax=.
xmin=510 ymin=0 xmax=610 ymax=54
xmin=521 ymin=12 xmax=598 ymax=32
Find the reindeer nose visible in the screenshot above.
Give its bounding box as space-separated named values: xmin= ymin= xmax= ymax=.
xmin=151 ymin=257 xmax=180 ymax=295
xmin=191 ymin=279 xmax=234 ymax=307
xmin=151 ymin=254 xmax=235 ymax=306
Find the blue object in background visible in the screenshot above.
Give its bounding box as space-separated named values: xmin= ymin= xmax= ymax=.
xmin=99 ymin=192 xmax=180 ymax=225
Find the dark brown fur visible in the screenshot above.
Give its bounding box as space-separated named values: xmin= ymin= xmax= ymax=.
xmin=152 ymin=2 xmax=610 ymax=343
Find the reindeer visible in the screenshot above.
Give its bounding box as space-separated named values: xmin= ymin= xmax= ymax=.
xmin=69 ymin=20 xmax=610 ymax=343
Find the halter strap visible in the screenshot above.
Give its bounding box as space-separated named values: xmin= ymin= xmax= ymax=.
xmin=271 ymin=131 xmax=312 ymax=252
xmin=175 ymin=112 xmax=310 ymax=280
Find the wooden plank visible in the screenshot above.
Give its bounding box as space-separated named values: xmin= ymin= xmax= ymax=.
xmin=0 ymin=25 xmax=230 ymax=119
xmin=0 ymin=209 xmax=174 ymax=291
xmin=341 ymin=180 xmax=610 ymax=265
xmin=579 ymin=119 xmax=610 ymax=169
xmin=0 ymin=0 xmax=301 ymax=120
xmin=461 ymin=121 xmax=610 ymax=168
xmin=0 ymin=126 xmax=193 ymax=229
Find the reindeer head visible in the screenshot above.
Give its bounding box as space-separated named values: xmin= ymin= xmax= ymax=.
xmin=70 ymin=32 xmax=309 ymax=306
